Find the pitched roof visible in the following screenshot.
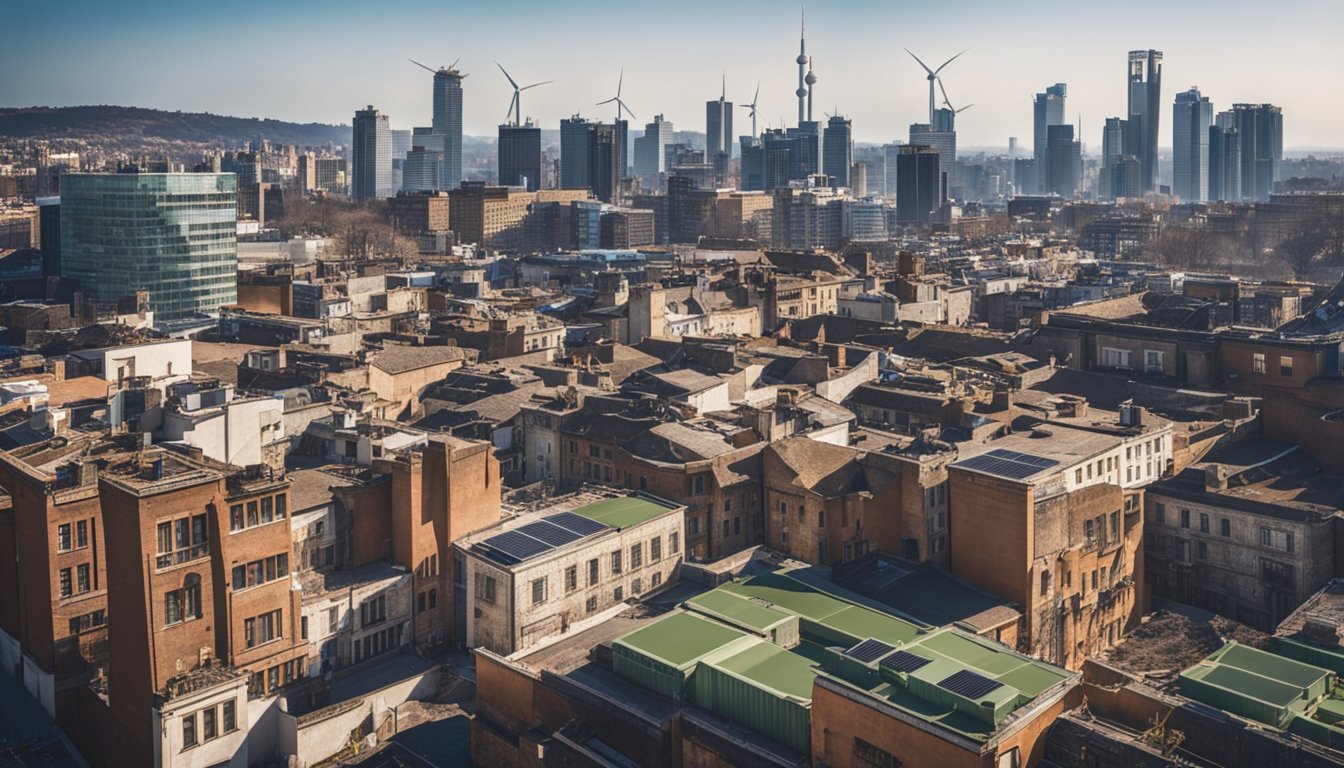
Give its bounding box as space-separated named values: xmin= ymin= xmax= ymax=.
xmin=369 ymin=345 xmax=469 ymax=374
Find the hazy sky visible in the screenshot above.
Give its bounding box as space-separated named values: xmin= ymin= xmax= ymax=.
xmin=7 ymin=0 xmax=1343 ymax=149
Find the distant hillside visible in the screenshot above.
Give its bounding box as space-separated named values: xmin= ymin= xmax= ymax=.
xmin=0 ymin=106 xmax=349 ymax=147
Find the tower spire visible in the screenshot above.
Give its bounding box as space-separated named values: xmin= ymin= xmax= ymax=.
xmin=795 ymin=3 xmax=807 ymax=125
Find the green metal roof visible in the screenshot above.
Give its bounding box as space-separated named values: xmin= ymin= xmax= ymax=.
xmin=720 ymin=571 xmax=924 ymax=644
xmin=712 ymin=640 xmax=818 ymax=700
xmin=1218 ymin=643 xmax=1329 ymax=689
xmin=685 ymin=589 xmax=794 ymax=632
xmin=615 ymin=610 xmax=751 ymax=668
xmin=572 ymin=495 xmax=676 ymax=529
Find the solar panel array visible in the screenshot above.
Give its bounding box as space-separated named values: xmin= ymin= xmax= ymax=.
xmin=957 ymin=448 xmax=1060 ymax=481
xmin=475 ymin=512 xmax=612 ymax=565
xmin=879 ymin=649 xmax=934 ymax=674
xmin=937 ymin=669 xmax=1004 ymax=699
xmin=845 ymin=639 xmax=897 ymax=664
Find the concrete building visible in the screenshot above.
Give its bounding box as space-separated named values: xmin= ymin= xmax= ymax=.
xmin=559 ymin=116 xmax=592 ymax=190
xmin=822 ymin=114 xmax=853 ymax=188
xmin=632 ymin=114 xmax=673 ymax=184
xmin=458 ymin=493 xmax=685 ymax=655
xmin=949 ymin=405 xmax=1173 ymax=669
xmin=59 ymin=174 xmax=237 ymax=322
xmin=1146 ymin=441 xmax=1341 ymax=630
xmin=352 ymin=105 xmax=392 ymax=201
xmin=498 ymin=121 xmax=542 ymax=191
xmin=895 ymin=145 xmax=943 ymax=226
xmin=1045 ymin=124 xmax=1081 ymax=199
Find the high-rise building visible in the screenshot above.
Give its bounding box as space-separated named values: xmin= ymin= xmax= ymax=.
xmin=1098 ymin=117 xmax=1128 ymax=199
xmin=1044 ymin=124 xmax=1081 ymax=198
xmin=850 ymin=163 xmax=867 ymax=197
xmin=633 ymin=114 xmax=674 ymax=182
xmin=822 ymin=114 xmax=853 ymax=189
xmin=60 ymin=173 xmax=237 ymax=322
xmin=1209 ymin=111 xmax=1242 ymax=202
xmin=588 ymin=123 xmax=621 ymax=204
xmin=895 ymin=145 xmax=943 ymax=226
xmin=430 ymin=65 xmax=464 ymax=189
xmin=882 ymin=142 xmax=904 ymax=199
xmin=1033 ymin=83 xmax=1067 ymax=192
xmin=352 ymin=105 xmax=392 ymax=201
xmin=1231 ymin=103 xmax=1283 ymax=201
xmin=909 ymin=123 xmax=955 ymax=196
xmin=1173 ymin=87 xmax=1213 ymax=202
xmin=498 ymin=121 xmax=542 ymax=191
xmin=1126 ymin=50 xmax=1163 ymax=193
xmin=560 ymin=116 xmax=592 ymax=189
xmin=739 ymin=136 xmax=765 ymax=192
xmin=706 ymin=90 xmax=734 ymax=187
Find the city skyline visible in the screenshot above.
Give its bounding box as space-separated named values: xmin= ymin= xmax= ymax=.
xmin=6 ymin=0 xmax=1343 ymax=149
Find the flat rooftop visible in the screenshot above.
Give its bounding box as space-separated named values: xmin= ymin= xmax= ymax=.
xmin=464 ymin=493 xmax=680 ymax=568
xmin=571 ymin=495 xmax=678 ymax=530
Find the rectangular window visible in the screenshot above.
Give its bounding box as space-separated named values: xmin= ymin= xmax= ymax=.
xmin=328 ymin=607 xmax=338 ymax=633
xmin=723 ymin=519 xmax=731 ymax=539
xmin=76 ymin=563 xmax=90 ymax=593
xmin=1181 ymin=509 xmax=1190 ymax=529
xmin=564 ymin=566 xmax=577 ymax=592
xmin=260 ymin=496 xmax=274 ymax=523
xmin=669 ymin=532 xmax=679 ymax=554
xmin=360 ymin=595 xmax=386 ymax=627
xmin=531 ymin=577 xmax=547 ymax=605
xmin=586 ymin=558 xmax=599 ymax=586
xmin=614 ymin=586 xmax=624 ymax=602
xmin=222 ymin=700 xmax=236 ymax=732
xmin=650 ymin=537 xmax=662 ymax=562
xmin=631 ymin=543 xmax=642 ymax=569
xmin=230 ymin=504 xmax=244 ymax=532
xmin=59 ymin=568 xmax=72 ymax=598
xmin=245 ymin=609 xmax=283 ymax=647
xmin=611 ymin=550 xmax=622 ymax=575
xmin=76 ymin=520 xmax=88 ymax=548
xmin=275 ymin=494 xmax=287 ymax=519
xmin=1145 ymin=350 xmax=1163 ymax=372
xmin=1197 ymin=541 xmax=1208 ymax=560
xmin=1280 ymin=356 xmax=1293 ymax=377
xmin=1199 ymin=513 xmax=1209 ymax=533
xmin=57 ymin=524 xmax=72 ymax=552
xmin=1221 ymin=518 xmax=1231 ymax=537
xmin=475 ymin=574 xmax=497 ymax=604
xmin=247 ymin=501 xmax=259 ymax=527
xmin=202 ymin=707 xmax=217 ymax=741
xmin=183 ymin=713 xmax=197 ymax=748
xmin=1252 ymin=353 xmax=1266 ymax=373
xmin=586 ymin=596 xmax=598 ymax=613
xmin=1154 ymin=503 xmax=1165 ymax=523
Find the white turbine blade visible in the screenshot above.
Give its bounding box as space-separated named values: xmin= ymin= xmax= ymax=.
xmin=449 ymin=58 xmax=460 ymax=71
xmin=521 ymin=80 xmax=554 ymax=91
xmin=905 ymin=49 xmax=934 ymax=75
xmin=937 ymin=78 xmax=952 ymax=109
xmin=596 ymin=97 xmax=618 ymax=105
xmin=933 ymin=48 xmax=968 ymax=76
xmin=408 ymin=58 xmax=436 ymax=74
xmin=496 ymin=62 xmax=519 ymax=90
xmin=617 ymin=98 xmax=636 ymax=120
xmin=754 ymin=82 xmax=760 ymax=105
xmin=617 ymin=68 xmax=624 ymax=98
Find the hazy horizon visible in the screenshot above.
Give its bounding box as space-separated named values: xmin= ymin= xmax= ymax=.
xmin=6 ymin=0 xmax=1343 ymax=150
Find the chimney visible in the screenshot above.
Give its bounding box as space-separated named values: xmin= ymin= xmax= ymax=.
xmin=1204 ymin=464 xmax=1228 ymax=492
xmin=50 ymin=358 xmax=66 ymax=381
xmin=991 ymin=387 xmax=1012 ymax=412
xmin=1119 ymin=402 xmax=1145 ymax=427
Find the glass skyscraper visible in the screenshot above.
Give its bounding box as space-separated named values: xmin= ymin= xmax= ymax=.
xmin=1173 ymin=87 xmax=1213 ymax=202
xmin=1126 ymin=50 xmax=1163 ymax=193
xmin=60 ymin=173 xmax=237 ymax=322
xmin=352 ymin=105 xmax=392 ymax=201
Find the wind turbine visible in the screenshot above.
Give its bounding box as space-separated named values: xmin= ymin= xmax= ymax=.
xmin=937 ymin=79 xmax=973 ymax=117
xmin=740 ymin=82 xmax=760 ymax=137
xmin=496 ymin=62 xmax=553 ymax=127
xmin=596 ymin=68 xmax=636 ymax=123
xmin=906 ymin=48 xmax=967 ymax=125
xmin=408 ymin=57 xmax=464 ymax=77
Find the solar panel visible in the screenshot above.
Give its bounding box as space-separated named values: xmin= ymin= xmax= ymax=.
xmin=880 ymin=650 xmax=933 ymax=674
xmin=545 ymin=511 xmax=610 ymax=537
xmin=479 ymin=529 xmax=552 ymax=564
xmin=957 ymin=448 xmax=1059 ymax=481
xmin=516 ymin=520 xmax=583 ymax=548
xmin=938 ymin=669 xmax=1004 ymax=699
xmin=846 ymin=639 xmax=896 ymax=664
xmin=988 ymin=448 xmax=1060 ymax=469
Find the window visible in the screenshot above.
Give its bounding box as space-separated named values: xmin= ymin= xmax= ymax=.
xmin=586 ymin=558 xmax=599 ymax=586
xmin=231 ymin=553 xmax=289 ymax=590
xmin=76 ymin=563 xmax=90 ymax=593
xmin=1084 ymin=519 xmax=1095 ymax=543
xmin=301 ymin=615 xmax=309 ymax=640
xmin=1197 ymin=541 xmax=1208 ymax=560
xmin=586 ymin=596 xmax=598 ymax=613
xmin=58 ymin=524 xmax=72 ymax=552
xmin=614 ymin=586 xmax=624 ymax=602
xmin=360 ymin=596 xmax=386 ymax=627
xmin=652 ymin=571 xmax=662 ymax=588
xmin=1040 ymin=570 xmax=1051 ymax=596
xmin=1199 ymin=513 xmax=1209 ymax=533
xmin=475 ymin=574 xmax=497 ymax=604
xmin=165 ymin=577 xmax=202 ymax=626
xmin=853 ymin=736 xmax=898 ymax=768
xmin=690 ymin=516 xmax=700 ymax=535
xmin=1252 ymin=353 xmax=1266 ymax=374
xmin=611 ymin=550 xmax=622 ymax=575
xmin=734 ymin=517 xmax=741 ymax=535
xmin=564 ymin=566 xmax=577 ymax=593
xmin=59 ymin=568 xmax=72 ymax=598
xmin=632 ymin=578 xmax=642 ymax=595
xmin=1099 ymin=346 xmax=1131 ymax=369
xmin=1261 ymin=527 xmax=1294 ymax=553
xmin=222 ymin=700 xmax=236 ymax=732
xmin=779 ymin=500 xmax=787 ymax=516
xmin=650 ymin=537 xmax=662 ymax=562
xmin=245 ymin=609 xmax=283 ymax=647
xmin=1075 ymin=469 xmax=1083 ymax=484
xmin=68 ymin=609 xmax=106 ymax=634
xmin=230 ymin=504 xmax=245 ymax=532
xmin=77 ymin=520 xmax=88 ymax=548
xmin=1144 ymin=350 xmax=1164 ymax=373
xmin=156 ymin=513 xmax=209 ymax=568
xmin=630 ymin=543 xmax=642 ymax=569
xmin=1280 ymin=356 xmax=1293 ymax=377
xmin=183 ymin=713 xmax=197 ymax=748
xmin=723 ymin=519 xmax=731 ymax=539
xmin=202 ymin=707 xmax=217 ymax=741
xmin=1221 ymin=518 xmax=1231 ymax=537
xmin=781 ymin=528 xmax=789 ymax=544
xmin=1154 ymin=503 xmax=1165 ymax=524
xmin=669 ymin=532 xmax=679 ymax=555
xmin=531 ymin=577 xmax=547 ymax=605
xmin=693 ymin=476 xmax=705 ymax=495
xmin=1180 ymin=509 xmax=1190 ymax=529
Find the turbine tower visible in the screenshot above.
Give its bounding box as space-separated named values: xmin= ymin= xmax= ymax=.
xmin=496 ymin=62 xmax=553 ymax=127
xmin=806 ymin=57 xmax=817 ymax=122
xmin=596 ymin=68 xmax=636 ymax=122
xmin=795 ymin=6 xmax=808 ymax=125
xmin=906 ymin=48 xmax=967 ymax=124
xmin=741 ymin=82 xmax=760 ymax=137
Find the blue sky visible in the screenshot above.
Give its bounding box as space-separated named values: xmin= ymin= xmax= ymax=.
xmin=6 ymin=0 xmax=1342 ymax=148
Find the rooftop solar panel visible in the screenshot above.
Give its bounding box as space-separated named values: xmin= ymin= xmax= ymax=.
xmin=516 ymin=520 xmax=584 ymax=548
xmin=478 ymin=529 xmax=552 ymax=564
xmin=938 ymin=669 xmax=1004 ymax=699
xmin=957 ymin=448 xmax=1059 ymax=481
xmin=988 ymin=448 xmax=1060 ymax=469
xmin=545 ymin=511 xmax=610 ymax=536
xmin=846 ymin=638 xmax=897 ymax=664
xmin=879 ymin=649 xmax=933 ymax=673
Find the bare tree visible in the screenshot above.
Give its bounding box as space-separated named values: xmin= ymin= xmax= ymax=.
xmin=1274 ymin=225 xmax=1328 ymax=280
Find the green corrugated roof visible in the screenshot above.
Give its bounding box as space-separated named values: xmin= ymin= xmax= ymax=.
xmin=720 ymin=571 xmax=923 ymax=644
xmin=1218 ymin=643 xmax=1330 ymax=689
xmin=616 ymin=610 xmax=750 ymax=668
xmin=712 ymin=640 xmax=818 ymax=700
xmin=573 ymin=496 xmax=675 ymax=529
xmin=685 ymin=589 xmax=793 ymax=632
xmin=1193 ymin=664 xmax=1304 ymax=707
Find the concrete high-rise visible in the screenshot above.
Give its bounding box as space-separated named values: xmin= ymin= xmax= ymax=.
xmin=822 ymin=114 xmax=853 ymax=189
xmin=706 ymin=89 xmax=734 ymax=186
xmin=1033 ymin=84 xmax=1066 ymax=191
xmin=1044 ymin=124 xmax=1081 ymax=198
xmin=1209 ymin=111 xmax=1242 ymax=202
xmin=352 ymin=105 xmax=392 ymax=201
xmin=560 ymin=116 xmax=592 ymax=189
xmin=1126 ymin=50 xmax=1163 ymax=193
xmin=1173 ymin=87 xmax=1213 ymax=202
xmin=1098 ymin=117 xmax=1128 ymax=199
xmin=60 ymin=173 xmax=237 ymax=321
xmin=895 ymin=145 xmax=943 ymax=226
xmin=633 ymin=114 xmax=674 ymax=182
xmin=498 ymin=121 xmax=542 ymax=191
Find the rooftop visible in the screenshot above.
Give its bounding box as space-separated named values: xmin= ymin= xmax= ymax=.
xmin=464 ymin=493 xmax=681 ymax=568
